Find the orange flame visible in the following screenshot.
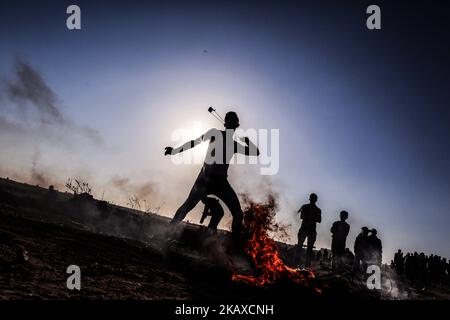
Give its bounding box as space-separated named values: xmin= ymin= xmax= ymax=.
xmin=232 ymin=195 xmax=319 ymax=291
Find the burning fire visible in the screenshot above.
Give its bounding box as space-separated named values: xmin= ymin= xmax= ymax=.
xmin=232 ymin=195 xmax=320 ymax=292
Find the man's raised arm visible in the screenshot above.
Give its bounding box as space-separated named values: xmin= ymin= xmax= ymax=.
xmin=236 ymin=136 xmax=260 ymax=156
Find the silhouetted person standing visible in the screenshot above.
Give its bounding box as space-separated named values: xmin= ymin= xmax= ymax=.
xmin=199 ymin=196 xmax=224 ymax=233
xmin=368 ymin=229 xmax=382 ymax=267
xmin=354 ymin=226 xmax=369 ymax=273
xmin=394 ymin=249 xmax=404 ymax=274
xmin=331 ymin=210 xmax=350 ymax=270
xmin=404 ymin=253 xmax=414 ymax=280
xmin=297 ymin=193 xmax=321 ymax=267
xmin=165 ymin=111 xmax=259 ymax=242
xmin=446 ymin=261 xmax=450 ymax=285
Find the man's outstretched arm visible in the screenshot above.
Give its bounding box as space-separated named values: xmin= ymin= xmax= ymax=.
xmin=165 ymin=136 xmax=203 ymax=155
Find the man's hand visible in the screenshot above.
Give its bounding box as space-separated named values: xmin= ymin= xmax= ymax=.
xmin=164 ymin=146 xmax=173 ymax=156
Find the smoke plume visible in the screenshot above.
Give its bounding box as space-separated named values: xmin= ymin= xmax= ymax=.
xmin=1 ymin=57 xmax=102 ymax=144
xmin=6 ymin=58 xmax=65 ymax=124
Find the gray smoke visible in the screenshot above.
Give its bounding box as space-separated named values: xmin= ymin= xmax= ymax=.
xmin=6 ymin=58 xmax=65 ymax=124
xmin=30 ymin=151 xmax=49 ymax=187
xmin=1 ymin=57 xmax=102 ymax=144
xmin=0 ymin=58 xmax=105 ymax=187
xmin=110 ymin=175 xmax=157 ymax=200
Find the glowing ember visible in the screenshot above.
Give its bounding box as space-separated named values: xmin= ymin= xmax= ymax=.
xmin=232 ymin=195 xmax=319 ymax=290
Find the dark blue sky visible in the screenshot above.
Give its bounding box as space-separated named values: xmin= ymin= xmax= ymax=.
xmin=1 ymin=0 xmax=449 ymax=260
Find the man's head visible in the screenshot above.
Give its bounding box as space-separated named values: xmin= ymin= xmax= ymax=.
xmin=309 ymin=193 xmax=318 ymax=203
xmin=371 ymin=228 xmax=377 ymax=236
xmin=340 ymin=210 xmax=349 ymax=221
xmin=361 ymin=226 xmax=369 ymax=236
xmin=224 ymin=111 xmax=240 ymax=129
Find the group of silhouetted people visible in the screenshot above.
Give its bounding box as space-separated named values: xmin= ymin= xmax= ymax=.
xmin=353 ymin=227 xmax=382 ymax=273
xmin=296 ymin=193 xmax=382 ymax=273
xmin=392 ymin=249 xmax=450 ymax=286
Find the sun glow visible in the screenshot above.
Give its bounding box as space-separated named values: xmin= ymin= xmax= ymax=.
xmin=170 ymin=121 xmax=209 ymax=164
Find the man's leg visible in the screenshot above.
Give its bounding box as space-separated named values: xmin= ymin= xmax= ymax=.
xmin=331 ymin=241 xmax=337 ymax=269
xmin=215 ymin=180 xmax=243 ymax=238
xmin=208 ymin=209 xmax=224 ymax=231
xmin=305 ymin=232 xmax=316 ymax=267
xmin=333 ymin=242 xmax=345 ymax=270
xmin=297 ymin=229 xmax=307 ymax=247
xmin=171 ymin=178 xmax=204 ymax=224
xmin=297 ymin=229 xmax=307 ymax=265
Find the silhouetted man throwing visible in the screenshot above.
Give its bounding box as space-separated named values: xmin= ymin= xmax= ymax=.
xmin=164 ymin=111 xmax=259 ymax=242
xmin=297 ymin=193 xmax=321 ymax=267
xmin=331 ymin=210 xmax=350 ymax=270
xmin=200 ymin=196 xmax=224 ymax=233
